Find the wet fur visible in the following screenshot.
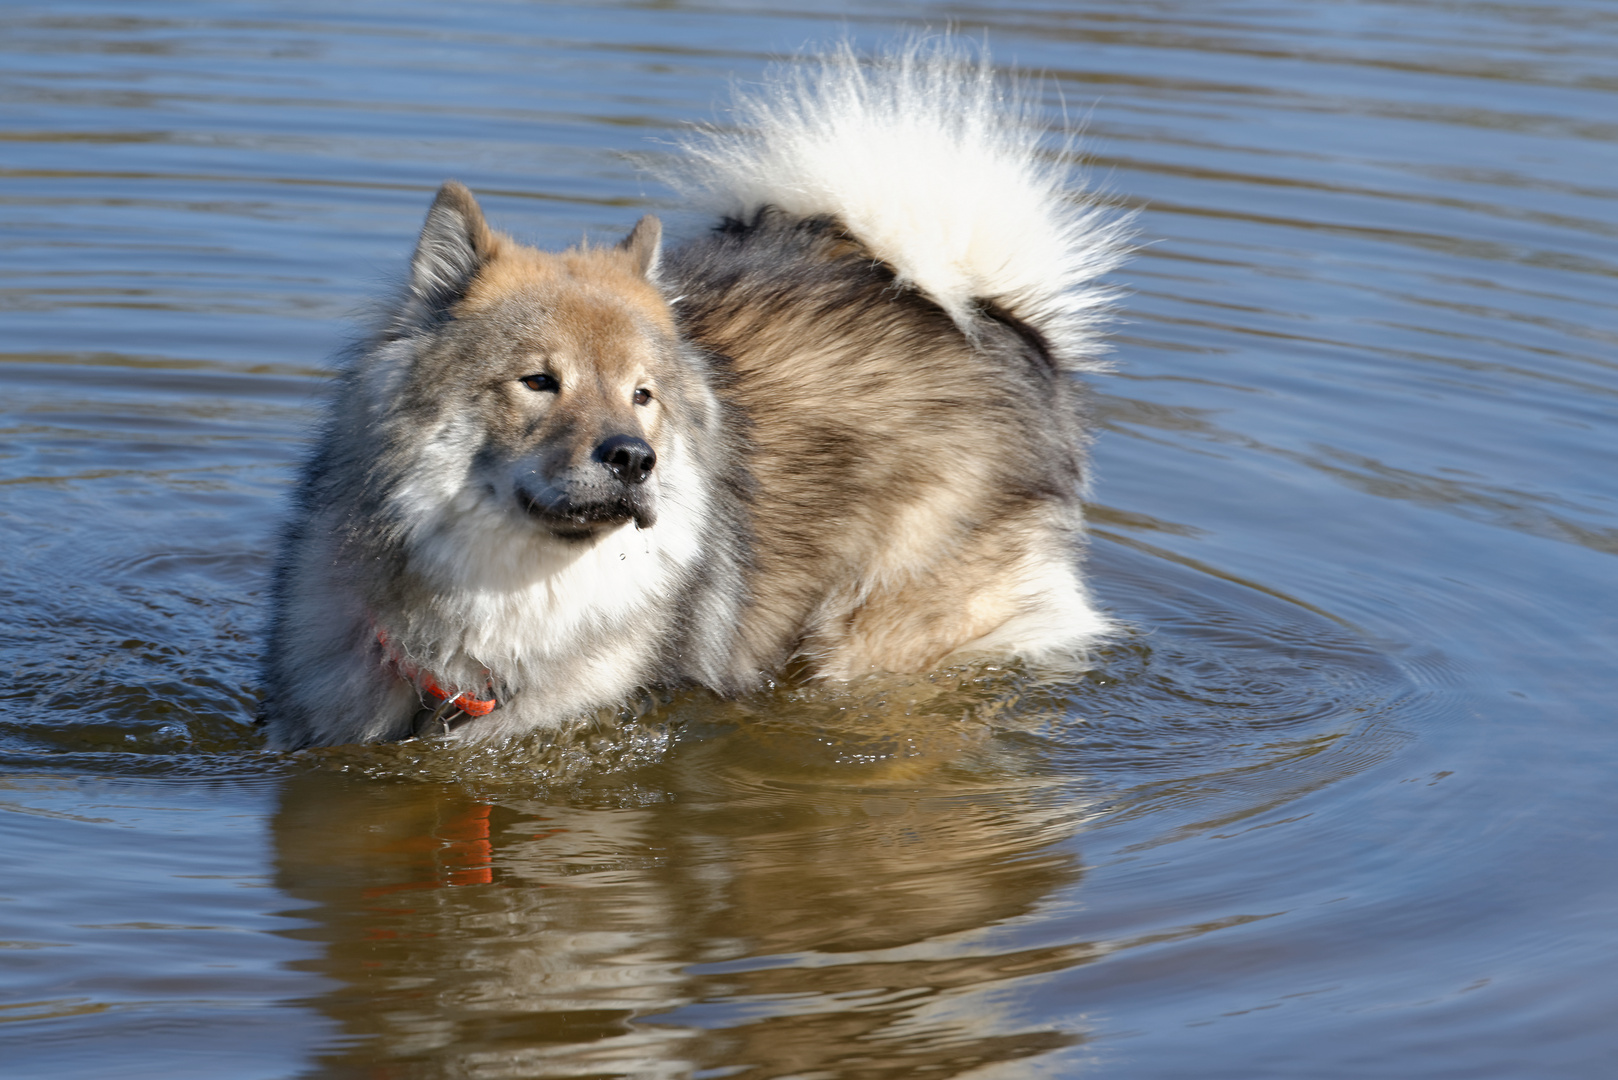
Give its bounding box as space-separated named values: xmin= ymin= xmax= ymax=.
xmin=262 ymin=44 xmax=1126 ymax=749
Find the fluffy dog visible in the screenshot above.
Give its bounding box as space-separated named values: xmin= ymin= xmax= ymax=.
xmin=261 ymin=44 xmax=1128 ymax=749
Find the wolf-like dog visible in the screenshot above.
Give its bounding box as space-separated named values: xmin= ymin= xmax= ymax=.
xmin=261 ymin=44 xmax=1129 ymax=749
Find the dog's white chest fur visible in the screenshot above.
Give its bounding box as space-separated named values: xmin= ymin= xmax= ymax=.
xmin=385 ymin=431 xmax=709 ymax=688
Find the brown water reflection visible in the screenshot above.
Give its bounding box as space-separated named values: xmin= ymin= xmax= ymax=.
xmin=257 ymin=553 xmax=1415 ymax=1075
xmin=266 ymin=644 xmax=1362 ymax=1080
xmin=272 ymin=729 xmax=1091 ymax=1078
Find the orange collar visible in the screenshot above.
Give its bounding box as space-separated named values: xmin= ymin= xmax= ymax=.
xmin=375 ymin=626 xmax=500 ymax=730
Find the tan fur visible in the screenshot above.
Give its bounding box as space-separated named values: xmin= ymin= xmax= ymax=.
xmin=444 ymin=240 xmax=682 ymax=484
xmin=669 ymin=220 xmax=1090 ymax=680
xmin=461 ymin=240 xmax=674 ymax=334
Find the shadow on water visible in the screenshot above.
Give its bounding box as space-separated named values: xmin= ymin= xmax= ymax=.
xmin=271 ymin=760 xmax=1086 ymax=1076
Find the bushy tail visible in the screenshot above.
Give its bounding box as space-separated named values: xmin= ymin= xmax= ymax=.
xmin=668 ymin=40 xmax=1131 ymax=369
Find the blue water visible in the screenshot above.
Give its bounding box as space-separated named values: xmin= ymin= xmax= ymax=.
xmin=3 ymin=2 xmax=1617 ymax=1077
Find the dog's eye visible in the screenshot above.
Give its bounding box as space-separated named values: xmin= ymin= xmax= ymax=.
xmin=633 ymin=388 xmax=652 ymax=406
xmin=520 ymin=374 xmax=560 ymax=393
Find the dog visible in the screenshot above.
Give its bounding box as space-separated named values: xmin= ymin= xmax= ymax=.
xmin=261 ymin=43 xmax=1128 ymax=749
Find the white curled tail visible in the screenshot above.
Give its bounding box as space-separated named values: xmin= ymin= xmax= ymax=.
xmin=670 ymin=40 xmax=1131 ymax=368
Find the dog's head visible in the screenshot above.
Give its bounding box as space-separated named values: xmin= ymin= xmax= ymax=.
xmin=357 ymin=183 xmax=718 ymax=569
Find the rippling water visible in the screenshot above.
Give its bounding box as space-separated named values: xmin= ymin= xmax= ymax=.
xmin=3 ymin=3 xmax=1617 ymax=1078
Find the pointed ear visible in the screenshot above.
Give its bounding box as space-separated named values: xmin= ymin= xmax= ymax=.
xmin=617 ymin=214 xmax=662 ymax=281
xmin=402 ymin=181 xmax=496 ymax=326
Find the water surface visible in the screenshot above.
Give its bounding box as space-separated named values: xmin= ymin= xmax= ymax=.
xmin=3 ymin=2 xmax=1617 ymax=1077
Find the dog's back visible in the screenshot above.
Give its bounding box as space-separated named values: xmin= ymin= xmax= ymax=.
xmin=667 ymin=43 xmax=1127 ymax=681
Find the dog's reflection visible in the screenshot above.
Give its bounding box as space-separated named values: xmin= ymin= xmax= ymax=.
xmin=272 ymin=722 xmax=1093 ymax=1077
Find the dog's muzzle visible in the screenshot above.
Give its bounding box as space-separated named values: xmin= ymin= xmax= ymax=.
xmin=515 ymin=436 xmax=659 ymax=539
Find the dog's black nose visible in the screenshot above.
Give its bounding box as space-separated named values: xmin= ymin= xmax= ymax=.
xmin=594 ymin=434 xmax=656 ymax=484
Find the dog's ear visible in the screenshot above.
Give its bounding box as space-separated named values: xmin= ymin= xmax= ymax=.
xmin=397 ymin=181 xmax=496 ymax=330
xmin=618 ymin=215 xmax=662 ymax=281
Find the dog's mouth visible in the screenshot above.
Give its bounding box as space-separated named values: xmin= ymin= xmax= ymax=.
xmin=515 ymin=487 xmax=654 ymax=540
